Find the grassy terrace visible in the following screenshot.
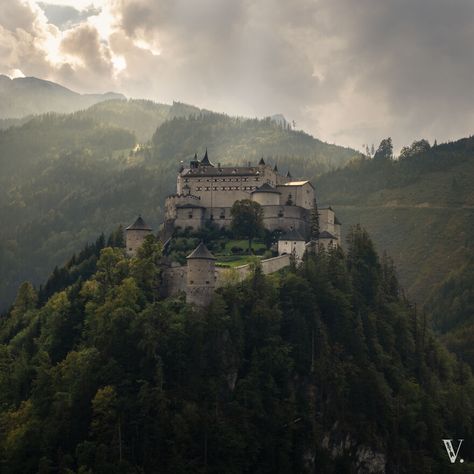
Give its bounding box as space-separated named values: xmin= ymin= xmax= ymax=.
xmin=214 ymin=240 xmax=268 ymax=267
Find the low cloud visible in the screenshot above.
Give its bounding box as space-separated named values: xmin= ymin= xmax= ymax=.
xmin=1 ymin=0 xmax=474 ymax=150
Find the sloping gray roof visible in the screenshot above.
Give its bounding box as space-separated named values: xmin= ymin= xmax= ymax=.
xmin=251 ymin=182 xmax=281 ymax=194
xmin=126 ymin=216 xmax=152 ymax=231
xmin=259 ymin=157 xmax=265 ymax=165
xmin=334 ymin=216 xmax=342 ymax=225
xmin=186 ymin=242 xmax=216 ymax=260
xmin=319 ymin=230 xmax=337 ymax=239
xmin=280 ymin=228 xmax=305 ymax=241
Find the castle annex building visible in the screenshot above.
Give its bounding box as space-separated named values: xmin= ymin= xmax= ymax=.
xmin=164 ymin=150 xmax=341 ymax=242
xmin=125 ymin=150 xmax=342 ymax=306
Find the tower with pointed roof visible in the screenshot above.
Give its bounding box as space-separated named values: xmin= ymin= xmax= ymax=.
xmin=185 ymin=242 xmax=216 ymax=306
xmin=125 ymin=215 xmax=152 ymax=257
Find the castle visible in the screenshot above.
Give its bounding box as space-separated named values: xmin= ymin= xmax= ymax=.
xmin=125 ymin=150 xmax=341 ymax=306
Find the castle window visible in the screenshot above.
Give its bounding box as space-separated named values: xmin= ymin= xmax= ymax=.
xmin=205 ymin=187 xmax=210 ymax=191
xmin=213 ymin=187 xmax=218 ymax=190
xmin=190 ymin=280 xmax=194 ymax=284
xmin=206 ymin=281 xmax=210 ymax=284
xmin=188 ymin=214 xmax=193 ymax=218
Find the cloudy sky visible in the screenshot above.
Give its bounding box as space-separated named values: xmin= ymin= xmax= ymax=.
xmin=1 ymin=0 xmax=474 ymax=151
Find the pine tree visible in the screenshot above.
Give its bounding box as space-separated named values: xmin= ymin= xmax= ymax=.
xmin=310 ymin=198 xmax=320 ymax=241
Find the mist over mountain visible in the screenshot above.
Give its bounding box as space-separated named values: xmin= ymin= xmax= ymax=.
xmin=0 ymin=75 xmax=125 ymax=119
xmin=0 ymin=101 xmax=358 ymax=312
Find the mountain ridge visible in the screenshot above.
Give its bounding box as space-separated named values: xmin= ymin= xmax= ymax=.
xmin=0 ymin=74 xmax=125 ymax=119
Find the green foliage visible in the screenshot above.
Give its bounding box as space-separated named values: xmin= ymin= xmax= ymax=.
xmin=0 ymin=107 xmax=357 ymax=312
xmin=426 ymin=259 xmax=474 ymax=369
xmin=310 ymin=197 xmax=320 ymax=240
xmin=230 ymin=199 xmax=264 ymax=250
xmin=0 ymin=227 xmax=472 ymax=473
xmin=316 ymin=135 xmax=474 ymax=305
xmin=373 ymin=137 xmax=393 ymax=161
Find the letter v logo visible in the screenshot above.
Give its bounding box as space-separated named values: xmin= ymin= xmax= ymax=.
xmin=442 ymin=439 xmax=464 ymax=463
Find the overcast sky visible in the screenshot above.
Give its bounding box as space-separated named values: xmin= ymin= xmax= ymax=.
xmin=1 ymin=0 xmax=474 ymax=151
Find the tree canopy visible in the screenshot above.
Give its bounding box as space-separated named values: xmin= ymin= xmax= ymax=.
xmin=230 ymin=199 xmax=264 ymax=250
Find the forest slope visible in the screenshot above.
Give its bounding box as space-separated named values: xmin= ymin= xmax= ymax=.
xmin=0 ymin=109 xmax=358 ymax=312
xmin=315 ymin=138 xmax=474 ymax=305
xmin=0 ymin=227 xmax=472 ymax=473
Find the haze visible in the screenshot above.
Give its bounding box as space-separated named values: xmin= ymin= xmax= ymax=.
xmin=2 ymin=0 xmax=474 ymax=151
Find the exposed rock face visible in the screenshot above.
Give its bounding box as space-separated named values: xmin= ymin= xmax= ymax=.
xmin=321 ymin=425 xmax=386 ymax=474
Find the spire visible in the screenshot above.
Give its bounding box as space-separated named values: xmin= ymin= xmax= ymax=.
xmin=202 ymin=148 xmax=209 ymax=164
xmin=273 ymin=164 xmax=278 ymax=172
xmin=286 ymin=170 xmax=292 ymax=178
xmin=259 ymin=157 xmax=265 ymax=166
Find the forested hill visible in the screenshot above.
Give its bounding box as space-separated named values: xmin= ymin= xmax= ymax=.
xmin=151 ymin=113 xmax=357 ymax=170
xmin=0 ymin=75 xmax=124 ymax=119
xmin=0 ymin=227 xmax=472 ymax=473
xmin=315 ymin=137 xmax=474 ymax=306
xmin=0 ymin=107 xmax=358 ymax=312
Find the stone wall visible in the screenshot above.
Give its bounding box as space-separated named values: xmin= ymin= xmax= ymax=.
xmin=163 ymin=254 xmax=292 ymax=299
xmin=161 ymin=265 xmax=187 ymax=296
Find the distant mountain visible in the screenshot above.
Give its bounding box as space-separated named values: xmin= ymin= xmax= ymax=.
xmin=0 ymin=106 xmax=358 ymax=312
xmin=0 ymin=75 xmax=125 ymax=119
xmin=76 ymin=99 xmax=207 ymax=142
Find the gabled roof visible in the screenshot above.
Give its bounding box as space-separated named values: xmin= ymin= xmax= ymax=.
xmin=251 ymin=182 xmax=281 ymax=194
xmin=319 ymin=230 xmax=337 ymax=239
xmin=286 ymin=170 xmax=292 ymax=178
xmin=186 ymin=242 xmax=216 ymax=260
xmin=126 ymin=216 xmax=152 ymax=231
xmin=273 ymin=164 xmax=278 ymax=172
xmin=279 ymin=228 xmax=305 ymax=241
xmin=259 ymin=157 xmax=265 ymax=165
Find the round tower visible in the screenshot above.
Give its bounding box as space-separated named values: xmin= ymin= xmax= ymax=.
xmin=125 ymin=215 xmax=152 ymax=257
xmin=186 ymin=242 xmax=216 ymax=306
xmin=251 ymin=182 xmax=281 ymax=206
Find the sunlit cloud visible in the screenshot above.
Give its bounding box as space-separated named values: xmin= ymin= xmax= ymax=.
xmin=2 ymin=0 xmax=474 ymax=149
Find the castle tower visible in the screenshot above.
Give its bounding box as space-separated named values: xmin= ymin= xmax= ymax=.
xmin=125 ymin=215 xmax=152 ymax=257
xmin=186 ymin=242 xmax=216 ymax=306
xmin=251 ymin=182 xmax=281 ymax=206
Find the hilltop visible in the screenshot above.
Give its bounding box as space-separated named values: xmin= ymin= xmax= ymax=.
xmin=0 ymin=105 xmax=358 ymax=311
xmin=0 ymin=226 xmax=471 ymax=473
xmin=0 ymin=75 xmax=125 ymax=119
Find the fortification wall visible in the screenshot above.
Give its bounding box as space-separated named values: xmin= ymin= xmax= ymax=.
xmin=163 ymin=254 xmax=292 ymax=298
xmin=261 ymin=254 xmax=291 ymax=273
xmin=161 ymin=266 xmax=187 ymax=296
